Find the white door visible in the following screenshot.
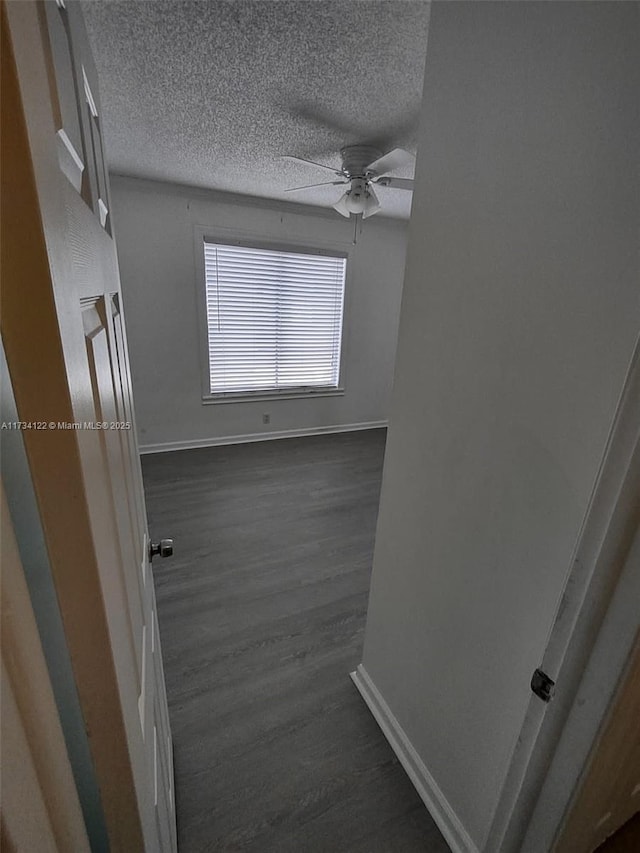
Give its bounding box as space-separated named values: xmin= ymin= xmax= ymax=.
xmin=2 ymin=2 xmax=177 ymax=850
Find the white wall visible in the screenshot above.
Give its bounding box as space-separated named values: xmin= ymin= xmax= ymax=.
xmin=110 ymin=176 xmax=408 ymax=450
xmin=359 ymin=3 xmax=639 ymax=851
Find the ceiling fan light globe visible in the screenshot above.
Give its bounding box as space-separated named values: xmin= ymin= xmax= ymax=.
xmin=332 ymin=192 xmax=352 ymax=218
xmin=345 ymin=192 xmax=367 ymax=215
xmin=362 ymin=187 xmax=381 ymax=219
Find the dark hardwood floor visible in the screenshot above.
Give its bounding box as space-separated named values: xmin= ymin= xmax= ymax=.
xmin=142 ymin=430 xmax=449 ymax=853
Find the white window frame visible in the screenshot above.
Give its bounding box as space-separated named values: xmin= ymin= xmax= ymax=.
xmin=193 ymin=225 xmax=353 ymax=404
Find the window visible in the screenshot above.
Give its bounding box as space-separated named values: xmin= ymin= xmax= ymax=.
xmin=203 ymin=241 xmax=346 ymax=397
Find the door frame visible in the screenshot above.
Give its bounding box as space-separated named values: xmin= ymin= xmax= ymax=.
xmin=486 ymin=335 xmax=640 ymax=851
xmin=553 ymin=628 xmax=640 ymax=851
xmin=1 ymin=484 xmax=91 ymax=853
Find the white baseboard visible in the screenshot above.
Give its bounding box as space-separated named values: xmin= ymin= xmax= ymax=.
xmin=139 ymin=420 xmax=388 ymax=455
xmin=350 ymin=665 xmax=479 ymax=853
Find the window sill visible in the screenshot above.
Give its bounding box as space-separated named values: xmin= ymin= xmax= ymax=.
xmin=202 ymin=387 xmax=345 ymax=405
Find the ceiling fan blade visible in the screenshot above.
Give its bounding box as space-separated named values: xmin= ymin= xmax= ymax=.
xmin=366 ymin=147 xmax=415 ymax=176
xmin=333 ymin=192 xmax=352 ymax=219
xmin=362 ymin=187 xmax=381 ymax=219
xmin=285 ymin=180 xmax=348 ymax=192
xmin=373 ymin=176 xmax=414 ymax=191
xmin=281 ymin=155 xmax=343 ymax=176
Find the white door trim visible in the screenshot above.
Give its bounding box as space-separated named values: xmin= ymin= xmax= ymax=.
xmin=486 ymin=336 xmax=640 ymax=851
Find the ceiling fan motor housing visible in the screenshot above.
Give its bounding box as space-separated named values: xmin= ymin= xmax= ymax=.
xmin=340 ymin=145 xmax=382 ymax=179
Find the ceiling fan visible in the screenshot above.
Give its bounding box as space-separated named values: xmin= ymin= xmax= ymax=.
xmin=282 ymin=145 xmax=414 ymax=219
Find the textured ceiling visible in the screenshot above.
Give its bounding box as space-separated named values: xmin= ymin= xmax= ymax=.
xmin=82 ymin=0 xmax=430 ymax=219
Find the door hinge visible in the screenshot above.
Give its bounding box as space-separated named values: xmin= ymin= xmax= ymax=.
xmin=531 ymin=668 xmax=555 ymax=703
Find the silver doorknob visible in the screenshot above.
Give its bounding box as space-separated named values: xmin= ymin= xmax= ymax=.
xmin=149 ymin=538 xmax=173 ymax=561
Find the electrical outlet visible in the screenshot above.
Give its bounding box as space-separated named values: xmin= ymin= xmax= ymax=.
xmin=262 ymin=413 xmax=270 ymax=425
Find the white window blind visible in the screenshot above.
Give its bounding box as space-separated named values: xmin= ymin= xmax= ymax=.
xmin=204 ymin=242 xmax=346 ymax=395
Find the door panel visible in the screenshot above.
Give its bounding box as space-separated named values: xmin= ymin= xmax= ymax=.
xmin=110 ymin=296 xmax=148 ymax=573
xmin=1 ymin=2 xmax=177 ymax=850
xmin=82 ymin=298 xmax=145 ymax=681
xmin=42 ymin=0 xmax=84 ymax=192
xmin=81 ymin=66 xmax=110 ymax=230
